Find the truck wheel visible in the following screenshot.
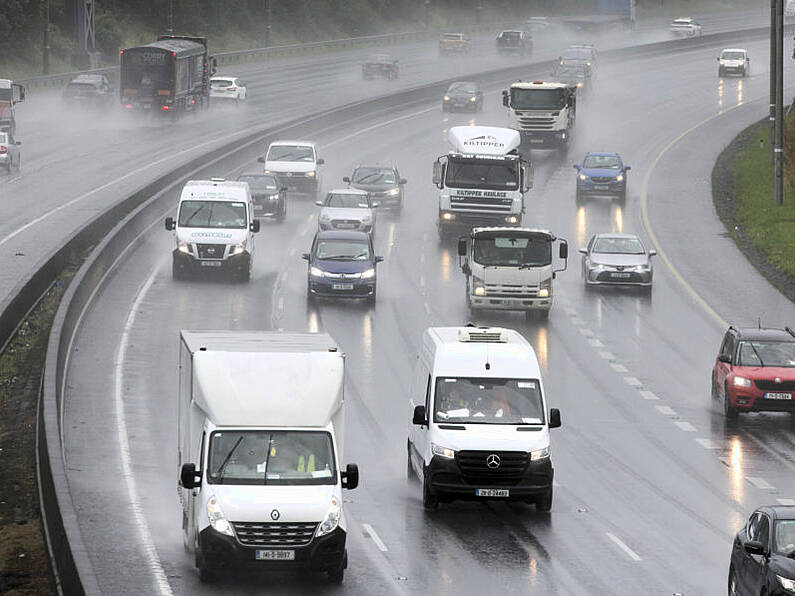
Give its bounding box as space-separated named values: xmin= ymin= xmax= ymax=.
xmin=724 ymin=383 xmax=739 ymax=421
xmin=536 ymin=487 xmax=553 ymax=512
xmin=172 ymin=261 xmax=184 ymax=281
xmin=422 ymin=467 xmax=439 ymax=511
xmin=327 ymin=551 xmax=346 ymax=584
xmin=196 ymin=550 xmax=217 ymax=583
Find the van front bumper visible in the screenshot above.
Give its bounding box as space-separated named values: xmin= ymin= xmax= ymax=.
xmin=198 ymin=526 xmax=346 ymax=572
xmin=172 ymin=250 xmax=250 ymax=275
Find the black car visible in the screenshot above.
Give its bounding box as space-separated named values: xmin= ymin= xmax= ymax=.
xmin=362 ymin=54 xmax=399 ymax=80
xmin=344 ymin=164 xmax=407 ymax=211
xmin=302 ymin=230 xmax=383 ymax=304
xmin=442 ymin=81 xmax=484 ymax=112
xmin=496 ymin=30 xmax=533 ymax=55
xmin=729 ymin=506 xmax=795 ymax=595
xmin=62 ymin=74 xmax=114 ymax=109
xmin=236 ymin=173 xmax=287 ymax=220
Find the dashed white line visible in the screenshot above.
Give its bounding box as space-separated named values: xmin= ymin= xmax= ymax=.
xmin=362 ymin=523 xmax=388 ymax=552
xmin=589 ymin=339 xmax=605 ymax=348
xmin=277 ymin=297 xmax=285 ymax=311
xmin=639 ymin=390 xmax=659 ymax=401
xmin=655 ymin=405 xmax=677 ymax=416
xmin=696 ymin=438 xmax=719 ymax=449
xmin=746 ymin=477 xmax=775 ymax=490
xmin=623 ymin=376 xmax=642 ymax=387
xmin=610 ymin=363 xmax=628 ymax=373
xmin=579 ymin=328 xmax=594 ymax=337
xmin=674 ymin=421 xmax=697 ymax=432
xmin=599 ymin=351 xmax=616 ymax=360
xmin=777 ymin=498 xmax=795 ymax=506
xmin=420 ymin=275 xmax=426 ymax=288
xmin=424 ymin=302 xmax=432 ymax=315
xmin=606 ymin=533 xmax=642 ymax=561
xmin=288 ymin=247 xmax=297 ymax=257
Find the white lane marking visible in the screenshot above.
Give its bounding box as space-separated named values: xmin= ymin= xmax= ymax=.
xmin=746 ymin=477 xmax=775 ymax=490
xmin=362 ymin=523 xmax=388 ymax=552
xmin=579 ymin=328 xmax=594 ymax=337
xmin=565 ymin=307 xmax=577 ymax=316
xmin=623 ymin=376 xmax=642 ymax=387
xmin=777 ymin=498 xmax=795 ymax=506
xmin=288 ymin=248 xmax=297 ymax=257
xmin=419 ymin=253 xmax=425 ymax=264
xmin=655 ymin=405 xmax=677 ymax=416
xmin=419 ymin=275 xmax=426 ymax=288
xmin=115 ymin=267 xmax=173 ymax=595
xmin=610 ymin=363 xmax=628 ymax=373
xmin=589 ymin=339 xmax=605 ymax=348
xmin=674 ymin=421 xmax=697 ymax=432
xmin=696 ymin=438 xmax=719 ymax=449
xmin=277 ymin=297 xmax=285 ymax=312
xmin=322 ymin=106 xmax=437 ymax=149
xmin=606 ymin=533 xmax=642 ymax=561
xmin=424 ymin=302 xmax=432 ymax=315
xmin=639 ymin=390 xmax=659 ymax=401
xmin=599 ymin=351 xmax=616 ymax=360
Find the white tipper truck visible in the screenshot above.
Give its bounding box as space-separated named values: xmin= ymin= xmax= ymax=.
xmin=434 ymin=126 xmax=533 ymax=238
xmin=501 ymin=81 xmax=576 ymax=150
xmin=457 ymin=227 xmax=568 ymax=320
xmin=177 ymin=331 xmax=359 ymax=584
xmin=0 ymin=79 xmax=25 ymax=135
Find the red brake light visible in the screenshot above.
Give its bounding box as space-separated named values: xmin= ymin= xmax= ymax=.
xmin=533 ymin=80 xmax=544 ymax=84
xmin=124 ymin=104 xmax=132 ymax=109
xmin=0 ymin=146 xmax=7 ymax=154
xmin=161 ymin=105 xmax=170 ymax=111
xmin=119 ymin=50 xmax=124 ymax=55
xmin=172 ymin=52 xmax=176 ymax=57
xmin=226 ymin=86 xmax=235 ymax=91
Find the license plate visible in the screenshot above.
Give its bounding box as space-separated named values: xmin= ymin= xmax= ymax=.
xmin=594 ymin=185 xmax=609 ymax=190
xmin=610 ymin=272 xmax=631 ymax=278
xmin=255 ymin=550 xmax=295 ymax=561
xmin=530 ymin=139 xmax=544 ymax=144
xmin=476 ymin=488 xmax=509 ymax=497
xmin=332 ymin=283 xmax=354 ymax=290
xmin=142 ymin=104 xmax=151 ymax=109
xmin=335 ymin=223 xmax=356 ymax=229
xmin=765 ymin=392 xmax=792 ymax=400
xmin=200 ymin=261 xmax=222 ymax=267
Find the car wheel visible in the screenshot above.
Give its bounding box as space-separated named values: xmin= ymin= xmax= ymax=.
xmin=711 ymin=372 xmax=719 ymax=400
xmin=718 ymin=68 xmax=723 ymax=77
xmin=617 ymin=189 xmax=627 ymax=206
xmin=407 ymin=440 xmax=417 ymax=481
xmin=727 ymin=565 xmax=738 ymax=596
xmin=575 ymin=188 xmax=584 ymax=205
xmin=422 ymin=467 xmax=439 ymax=511
xmin=172 ymin=260 xmax=185 ymax=281
xmin=724 ymin=383 xmax=739 ymax=420
xmin=367 ymin=290 xmax=376 ymax=305
xmin=536 ymin=487 xmax=553 ymax=512
xmin=326 ymin=551 xmax=346 ymax=584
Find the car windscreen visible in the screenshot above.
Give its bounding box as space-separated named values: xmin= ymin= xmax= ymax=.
xmin=237 ymin=175 xmax=278 ymax=191
xmin=267 ymin=145 xmax=314 ymax=162
xmin=510 ymin=88 xmax=566 ymax=110
xmin=583 ymin=155 xmax=621 ymax=169
xmin=352 ymin=167 xmax=396 ymax=185
xmin=434 ymin=377 xmax=545 ymax=425
xmin=445 ymin=157 xmax=519 ymax=191
xmin=211 ymin=79 xmax=234 ymax=87
xmin=443 ymin=34 xmax=463 ymax=40
xmin=721 ymin=51 xmax=745 ymax=60
xmin=315 ymin=239 xmax=371 ymax=260
xmin=448 ymin=82 xmax=477 ymax=95
xmin=178 ymin=200 xmax=247 ymax=228
xmin=499 ymin=31 xmax=521 ymax=39
xmin=325 ymin=194 xmax=370 ymax=208
xmin=207 ymin=430 xmax=337 ymax=486
xmin=774 ymin=520 xmax=795 ymax=556
xmin=564 ymin=48 xmax=591 ymax=59
xmin=737 ymin=341 xmax=795 ymax=367
xmin=556 ymin=66 xmax=586 ymax=78
xmin=592 ymin=237 xmax=645 ymax=254
xmin=473 ymin=235 xmax=552 ymax=267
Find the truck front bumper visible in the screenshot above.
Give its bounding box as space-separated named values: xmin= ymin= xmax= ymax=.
xmin=519 ymin=130 xmax=570 ymax=147
xmin=470 ymin=294 xmax=551 ymax=311
xmin=438 ymin=211 xmax=521 ymax=234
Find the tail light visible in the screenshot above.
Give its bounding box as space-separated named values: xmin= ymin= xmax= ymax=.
xmin=161 ymin=105 xmax=170 ymax=111
xmin=0 ymin=146 xmax=6 ymax=154
xmin=124 ymin=104 xmax=132 ymax=109
xmin=226 ymin=86 xmax=236 ymax=91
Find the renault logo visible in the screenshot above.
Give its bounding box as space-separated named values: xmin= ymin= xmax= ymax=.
xmin=270 ymin=509 xmax=280 ymax=521
xmin=486 ymin=454 xmax=501 ymax=469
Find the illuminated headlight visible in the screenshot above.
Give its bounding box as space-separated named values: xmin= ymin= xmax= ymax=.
xmin=443 ymin=95 xmax=450 ymax=101
xmin=586 ymin=61 xmax=591 ymax=66
xmin=616 ymin=174 xmax=624 ymax=182
xmin=577 ymin=82 xmax=583 ymax=87
xmin=505 ymin=215 xmax=520 ymax=224
xmin=777 ymin=575 xmax=795 ymax=592
xmin=264 ymin=169 xmax=272 ymax=174
xmin=530 ymin=446 xmax=550 ymax=461
xmin=207 ymin=495 xmax=235 ymax=537
xmin=432 ymin=443 xmax=455 ymax=459
xmin=305 ymin=171 xmax=316 ymax=178
xmin=310 ymin=266 xmax=326 ymax=278
xmin=230 ymin=242 xmax=246 ymax=255
xmin=385 ymin=187 xmax=400 ymax=196
xmin=267 ymin=193 xmax=280 ymax=201
xmin=470 ymin=96 xmax=477 ymax=102
xmin=539 ymin=278 xmax=551 ymax=298
xmin=177 ymin=241 xmax=192 ymax=254
xmin=579 ymin=173 xmax=588 ymax=181
xmin=361 ymin=268 xmax=376 ymax=279
xmin=733 ymin=376 xmax=752 ymax=388
xmin=441 ymin=212 xmax=455 ymax=221
xmin=473 ymin=276 xmax=486 ymax=296
xmin=316 ymin=496 xmax=341 ymax=537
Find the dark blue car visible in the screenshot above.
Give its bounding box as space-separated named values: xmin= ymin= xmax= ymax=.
xmin=302 ymin=230 xmax=383 ymax=304
xmin=574 ymin=152 xmax=630 ymax=204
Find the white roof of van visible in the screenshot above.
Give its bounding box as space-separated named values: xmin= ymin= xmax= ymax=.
xmin=180 ymin=179 xmax=250 ymax=202
xmin=423 ymin=327 xmax=540 ymax=379
xmin=182 ymin=331 xmax=344 ymax=427
xmin=268 ymin=140 xmax=317 ymax=148
xmin=448 ymin=126 xmax=520 ymax=156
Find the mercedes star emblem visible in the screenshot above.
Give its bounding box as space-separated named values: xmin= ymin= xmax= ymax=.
xmin=270 ymin=509 xmax=280 ymax=521
xmin=486 ymin=454 xmax=501 ymax=469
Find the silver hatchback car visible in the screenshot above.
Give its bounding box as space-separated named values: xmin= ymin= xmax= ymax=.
xmin=580 ymin=233 xmax=656 ymax=291
xmin=316 ymin=189 xmax=378 ymax=236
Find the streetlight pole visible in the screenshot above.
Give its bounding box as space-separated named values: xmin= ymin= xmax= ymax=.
xmin=43 ymin=0 xmax=50 ymax=74
xmin=264 ymin=0 xmax=272 ymax=47
xmin=770 ymin=0 xmax=776 ymax=164
xmin=774 ymin=0 xmax=784 ymax=205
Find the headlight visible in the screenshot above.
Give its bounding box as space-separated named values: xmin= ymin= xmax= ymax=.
xmin=177 ymin=241 xmax=192 ymax=254
xmin=230 ymin=242 xmax=246 ymax=255
xmin=207 ymin=495 xmax=235 ymax=537
xmin=530 ymin=446 xmax=550 ymax=461
xmin=361 ymin=268 xmax=376 ymax=279
xmin=777 ymin=575 xmax=795 ymax=592
xmin=473 ymin=276 xmax=486 ymax=296
xmin=616 ymin=174 xmax=624 ymax=182
xmin=441 ymin=212 xmax=455 ymax=221
xmin=505 ymin=215 xmax=520 ymax=224
xmin=432 ymin=443 xmax=455 ymax=459
xmin=577 ymin=82 xmax=583 ymax=87
xmin=385 ymin=187 xmax=400 ymax=196
xmin=319 ymin=213 xmax=330 ymax=222
xmin=315 ymin=496 xmax=341 ymax=537
xmin=470 ymin=96 xmax=477 ymax=102
xmin=310 ymin=266 xmax=326 ymax=277
xmin=733 ymin=376 xmax=752 ymax=388
xmin=443 ymin=95 xmax=450 ymax=101
xmin=579 ymin=173 xmax=587 ymax=181
xmin=268 ymin=193 xmax=280 ymax=201
xmin=305 ymin=171 xmax=316 ymax=178
xmin=539 ymin=278 xmax=551 ymax=298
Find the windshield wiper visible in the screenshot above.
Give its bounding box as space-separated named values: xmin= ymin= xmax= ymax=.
xmin=183 ymin=205 xmax=208 ymax=226
xmin=214 ymin=435 xmax=244 ymax=480
xmin=321 ymin=255 xmax=354 ymax=260
xmin=519 ymin=262 xmax=545 ymax=269
xmin=355 ymin=173 xmax=382 ymax=183
xmin=749 ymin=343 xmax=766 ymax=367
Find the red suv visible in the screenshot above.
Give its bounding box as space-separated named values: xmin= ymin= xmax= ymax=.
xmin=712 ymin=326 xmax=795 ymax=420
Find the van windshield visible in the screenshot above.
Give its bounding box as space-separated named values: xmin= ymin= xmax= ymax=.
xmin=207 ymin=430 xmax=337 ymax=485
xmin=434 ymin=377 xmax=545 ymax=424
xmin=178 ymin=200 xmax=247 ymax=228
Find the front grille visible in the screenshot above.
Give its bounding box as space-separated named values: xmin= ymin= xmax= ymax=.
xmin=518 ymin=117 xmax=555 ymax=130
xmin=454 ymin=213 xmax=508 ymax=225
xmin=589 ymin=176 xmax=615 ymax=183
xmin=484 ymin=284 xmax=539 ymax=298
xmin=196 ymin=243 xmax=226 ymax=259
xmin=331 ymin=219 xmax=362 ymax=229
xmin=450 ymin=196 xmax=513 ymax=212
xmin=755 ymin=380 xmax=795 ymax=391
xmin=595 ymin=271 xmax=643 ymax=283
xmin=233 ymin=521 xmax=318 ymax=547
xmin=456 ymin=450 xmax=529 ymax=482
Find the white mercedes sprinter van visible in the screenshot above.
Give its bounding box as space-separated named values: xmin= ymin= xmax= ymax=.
xmin=407 ymin=326 xmax=561 ymax=511
xmin=165 ymin=178 xmax=260 ymax=281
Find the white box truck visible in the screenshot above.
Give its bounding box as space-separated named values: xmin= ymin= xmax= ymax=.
xmin=177 ymin=331 xmax=358 ymax=583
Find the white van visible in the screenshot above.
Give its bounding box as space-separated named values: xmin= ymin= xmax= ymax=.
xmin=258 ymin=140 xmax=324 ymax=198
xmin=165 ymin=178 xmax=260 ymax=281
xmin=407 ymin=326 xmax=561 ymax=511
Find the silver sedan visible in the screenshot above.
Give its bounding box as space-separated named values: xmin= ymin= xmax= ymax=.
xmin=580 ymin=233 xmax=656 ymax=291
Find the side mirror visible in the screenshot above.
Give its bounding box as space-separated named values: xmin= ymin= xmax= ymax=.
xmin=502 ymin=90 xmax=509 ymax=107
xmin=716 ymin=57 xmax=720 ymax=62
xmin=375 ymin=256 xmax=384 ymax=263
xmin=718 ymin=353 xmax=732 ymax=364
xmin=15 ymin=141 xmax=21 ymax=146
xmin=250 ymin=220 xmax=261 ymax=233
xmin=549 ymin=408 xmax=562 ymax=429
xmin=462 ymin=262 xmax=472 ymax=276
xmin=301 ymin=252 xmax=310 ymax=261
xmin=559 ymin=241 xmax=568 ymax=259
xmin=315 ymin=200 xmax=324 ymax=206
xmin=648 ymin=249 xmax=657 ymax=256
xmin=280 ymin=187 xmax=288 ymax=192
xmin=342 ymin=176 xmax=351 ymax=183
xmin=341 ymin=463 xmax=359 ymax=490
xmin=744 ymin=540 xmax=766 ymax=556
xmin=372 ymin=201 xmax=380 ymax=208
xmin=180 ymin=463 xmax=200 ymax=489
xmin=522 ymin=164 xmax=534 ymax=193
xmin=573 ymin=164 xmax=581 ymax=170
xmin=257 ymin=156 xmax=265 ymax=163
xmin=412 ymin=404 xmax=427 ymax=426
xmin=457 ymin=237 xmax=467 ymax=257
xmin=578 ymin=247 xmax=587 ymax=255
xmin=400 ymin=178 xmax=407 ymax=185
xmin=432 ymin=161 xmax=442 ymax=187
xmin=165 ymin=217 xmax=175 ymax=231
xmin=625 ymin=165 xmax=631 ymax=171
xmin=316 ymin=158 xmax=325 ymax=165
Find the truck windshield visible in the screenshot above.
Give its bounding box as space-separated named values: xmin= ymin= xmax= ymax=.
xmin=445 ymin=157 xmax=519 ymax=191
xmin=473 ymin=235 xmax=551 ymax=267
xmin=208 ymin=430 xmax=337 ymax=486
xmin=510 ymin=88 xmax=566 ymax=110
xmin=178 ymin=200 xmax=247 ymax=228
xmin=434 ymin=377 xmax=545 ymax=425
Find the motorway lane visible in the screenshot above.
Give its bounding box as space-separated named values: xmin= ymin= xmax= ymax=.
xmin=62 ymin=31 xmax=795 ymax=595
